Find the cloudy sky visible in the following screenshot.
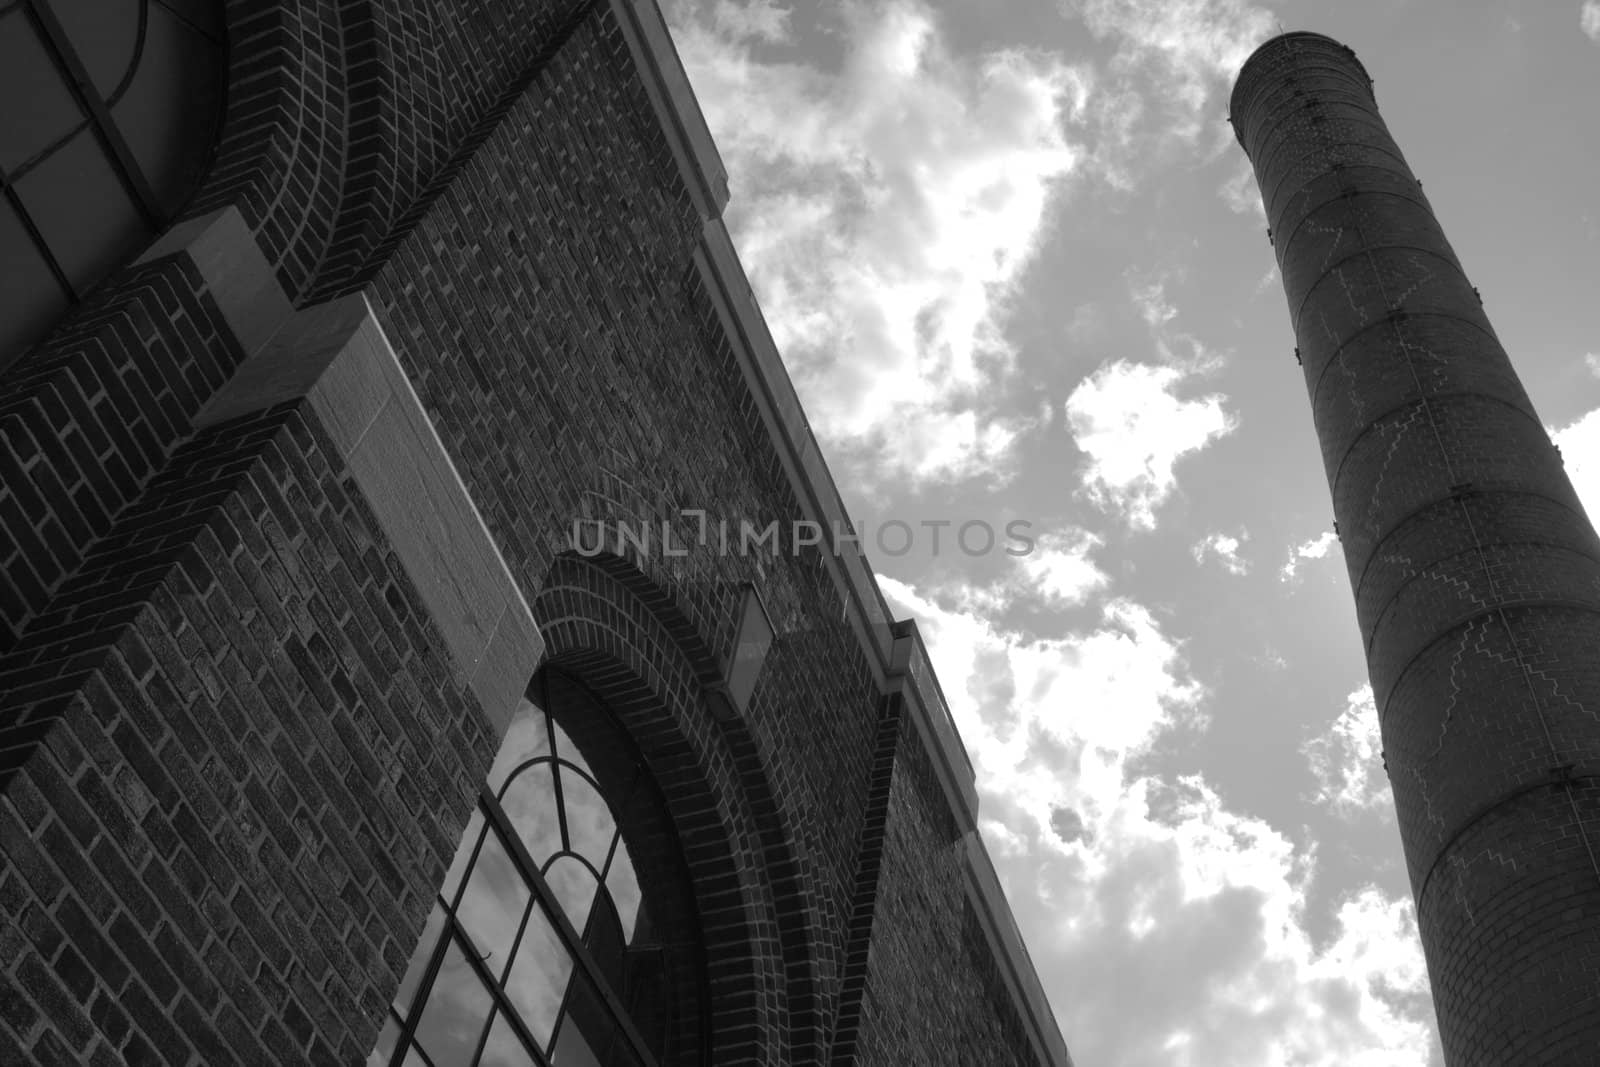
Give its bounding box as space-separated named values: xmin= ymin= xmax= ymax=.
xmin=662 ymin=0 xmax=1600 ymax=1063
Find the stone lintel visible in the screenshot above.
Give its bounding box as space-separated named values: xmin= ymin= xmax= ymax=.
xmin=155 ymin=207 xmax=542 ymax=740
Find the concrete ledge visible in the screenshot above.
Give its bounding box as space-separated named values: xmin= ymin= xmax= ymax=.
xmin=890 ymin=619 xmax=980 ymax=824
xmin=157 ymin=208 xmax=542 ymax=740
xmin=608 ymin=0 xmax=729 ymax=221
xmin=963 ymin=833 xmax=1075 ymax=1067
xmin=691 ymin=220 xmax=979 ymax=833
xmin=137 ymin=208 xmax=295 ymax=361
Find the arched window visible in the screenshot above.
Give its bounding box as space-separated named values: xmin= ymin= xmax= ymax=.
xmin=0 ymin=0 xmax=224 ymax=369
xmin=372 ymin=670 xmax=683 ymax=1067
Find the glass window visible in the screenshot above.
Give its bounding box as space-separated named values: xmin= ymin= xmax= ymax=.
xmin=414 ymin=936 xmax=497 ymax=1067
xmin=0 ymin=200 xmax=69 ymax=362
xmin=47 ymin=0 xmax=139 ymax=98
xmin=110 ymin=0 xmax=224 ymax=217
xmin=14 ymin=127 xmax=146 ymax=289
xmin=376 ymin=674 xmax=677 ymax=1067
xmin=504 ymin=900 xmax=575 ymax=1048
xmin=0 ymin=9 xmax=85 ymax=173
xmin=0 ymin=0 xmax=223 ymax=372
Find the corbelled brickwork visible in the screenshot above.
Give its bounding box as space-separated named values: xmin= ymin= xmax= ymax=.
xmin=1233 ymin=32 xmax=1600 ymax=1065
xmin=0 ymin=0 xmax=1071 ymax=1064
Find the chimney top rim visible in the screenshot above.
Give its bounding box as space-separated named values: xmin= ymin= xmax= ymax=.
xmin=1229 ymin=31 xmax=1374 ymax=142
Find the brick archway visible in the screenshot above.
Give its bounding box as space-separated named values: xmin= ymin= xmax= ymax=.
xmin=192 ymin=0 xmax=603 ymax=304
xmin=532 ymin=552 xmax=825 ymax=1066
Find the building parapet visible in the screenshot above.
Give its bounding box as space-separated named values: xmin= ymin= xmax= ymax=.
xmin=965 ymin=834 xmax=1076 ymax=1067
xmin=607 ymin=0 xmax=730 ymax=220
xmin=693 ymin=223 xmax=980 ymax=830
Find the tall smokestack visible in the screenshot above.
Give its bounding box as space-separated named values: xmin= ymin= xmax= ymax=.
xmin=1231 ymin=31 xmax=1600 ymax=1064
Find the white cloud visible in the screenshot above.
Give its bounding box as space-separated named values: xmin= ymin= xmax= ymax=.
xmin=1220 ymin=155 xmax=1264 ymax=219
xmin=1582 ymin=1 xmax=1600 ymax=42
xmin=1552 ymin=407 xmax=1600 ymax=524
xmin=880 ymin=575 xmax=1201 ymax=814
xmin=1066 ymin=359 xmax=1235 ymax=529
xmin=1305 ymin=685 xmax=1390 ymax=817
xmin=866 ymin=407 xmax=1026 ymax=484
xmin=1253 ymin=262 xmax=1279 ymax=296
xmin=1066 ymin=0 xmax=1273 ymax=108
xmin=709 ymin=0 xmax=790 ymax=41
xmin=1281 ymin=530 xmax=1339 ymax=581
xmin=880 ymin=577 xmax=1441 ymax=1066
xmin=1193 ymin=531 xmax=1249 ymax=575
xmin=1131 ymin=276 xmax=1179 ymax=328
xmin=1019 ymin=530 xmax=1112 ymax=605
xmin=672 ymin=1 xmax=1085 ymax=485
xmin=1062 ymin=0 xmax=1275 ymax=184
xmin=1063 ymin=302 xmax=1111 ymax=345
xmin=929 ymin=528 xmax=1109 ymax=617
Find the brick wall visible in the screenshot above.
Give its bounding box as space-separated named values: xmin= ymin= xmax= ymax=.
xmin=0 ymin=0 xmax=1061 ymax=1063
xmin=1 ymin=404 xmax=490 ymax=1062
xmin=1232 ymin=32 xmax=1600 ymax=1064
xmin=853 ymin=726 xmax=1037 ymax=1067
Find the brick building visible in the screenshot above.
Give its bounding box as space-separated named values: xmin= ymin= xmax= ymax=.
xmin=1233 ymin=32 xmax=1600 ymax=1065
xmin=0 ymin=1 xmax=1072 ymax=1064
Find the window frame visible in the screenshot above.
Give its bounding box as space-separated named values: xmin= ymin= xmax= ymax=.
xmin=0 ymin=0 xmax=224 ymax=370
xmin=376 ymin=687 xmax=668 ymax=1067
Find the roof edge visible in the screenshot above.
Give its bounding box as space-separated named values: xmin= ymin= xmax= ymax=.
xmin=608 ymin=0 xmax=730 ymax=220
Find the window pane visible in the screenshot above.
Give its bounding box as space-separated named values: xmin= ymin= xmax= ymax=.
xmin=477 ymin=1010 xmax=537 ymax=1067
xmin=504 ymin=901 xmax=575 ymax=1051
xmin=501 ymin=760 xmax=562 ymax=868
xmin=488 ymin=700 xmax=551 ymax=793
xmin=618 ymin=946 xmax=669 ymax=1059
xmin=544 ymin=855 xmax=597 ymax=938
xmin=550 ymin=1021 xmax=602 ymax=1067
xmin=440 ymin=810 xmax=486 ymax=909
xmin=366 ymin=1015 xmax=402 ymax=1067
xmin=0 ymin=9 xmax=85 ymax=173
xmin=414 ymin=935 xmax=495 ymax=1067
xmin=457 ymin=827 xmax=532 ymax=982
xmin=45 ymin=0 xmax=139 ymax=98
xmin=582 ymin=891 xmax=626 ymax=992
xmin=154 ymin=0 xmax=222 ymax=39
xmin=0 ymin=200 xmax=68 ymax=369
xmin=602 ymin=842 xmax=640 ymax=945
xmin=109 ymin=1 xmax=219 ymax=215
xmin=393 ymin=903 xmax=446 ymax=1017
xmin=13 ymin=127 xmax=148 ymax=291
xmin=549 ymin=721 xmax=592 ymax=777
xmin=558 ymin=770 xmax=616 ymax=872
xmin=551 ymin=970 xmax=642 ymax=1067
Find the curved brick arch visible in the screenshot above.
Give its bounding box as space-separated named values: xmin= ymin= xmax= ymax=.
xmin=532 ymin=553 xmax=826 ymax=1065
xmin=187 ymin=0 xmax=599 ymax=303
